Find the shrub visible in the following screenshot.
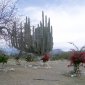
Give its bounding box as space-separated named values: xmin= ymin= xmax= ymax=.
xmin=41 ymin=53 xmax=50 ymax=62
xmin=51 ymin=52 xmax=70 ymax=60
xmin=0 ymin=54 xmax=8 ymax=64
xmin=15 ymin=56 xmax=20 ymax=60
xmin=68 ymin=42 xmax=85 ymax=76
xmin=14 ymin=56 xmax=21 ymax=65
xmin=25 ymin=55 xmax=34 ymax=62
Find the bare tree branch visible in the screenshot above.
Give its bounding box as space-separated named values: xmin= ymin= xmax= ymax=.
xmin=0 ymin=0 xmax=18 ymax=41
xmin=68 ymin=42 xmax=79 ymax=51
xmin=0 ymin=0 xmax=18 ymax=25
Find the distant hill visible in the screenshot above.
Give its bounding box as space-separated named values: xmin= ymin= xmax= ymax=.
xmin=50 ymin=49 xmax=63 ymax=55
xmin=0 ymin=40 xmax=64 ymax=56
xmin=0 ymin=46 xmax=19 ymax=55
xmin=0 ymin=40 xmax=19 ymax=55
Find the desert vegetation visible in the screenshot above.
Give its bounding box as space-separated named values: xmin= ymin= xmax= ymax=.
xmin=0 ymin=0 xmax=85 ymax=85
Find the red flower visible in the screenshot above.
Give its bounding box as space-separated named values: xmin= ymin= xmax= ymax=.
xmin=41 ymin=53 xmax=50 ymax=62
xmin=69 ymin=51 xmax=85 ymax=66
xmin=80 ymin=52 xmax=85 ymax=63
xmin=68 ymin=42 xmax=85 ymax=74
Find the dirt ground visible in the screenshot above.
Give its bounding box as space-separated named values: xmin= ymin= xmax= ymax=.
xmin=0 ymin=59 xmax=85 ymax=85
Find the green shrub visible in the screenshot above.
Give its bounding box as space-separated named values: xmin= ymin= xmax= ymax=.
xmin=51 ymin=52 xmax=70 ymax=60
xmin=25 ymin=55 xmax=34 ymax=62
xmin=0 ymin=54 xmax=8 ymax=64
xmin=15 ymin=56 xmax=20 ymax=60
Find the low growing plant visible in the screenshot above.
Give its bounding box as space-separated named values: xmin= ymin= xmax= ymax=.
xmin=0 ymin=54 xmax=8 ymax=68
xmin=41 ymin=53 xmax=50 ymax=63
xmin=15 ymin=56 xmax=20 ymax=65
xmin=25 ymin=55 xmax=34 ymax=62
xmin=0 ymin=54 xmax=8 ymax=64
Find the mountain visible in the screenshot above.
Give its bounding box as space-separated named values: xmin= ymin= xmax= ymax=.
xmin=0 ymin=46 xmax=19 ymax=55
xmin=0 ymin=40 xmax=64 ymax=56
xmin=50 ymin=49 xmax=63 ymax=55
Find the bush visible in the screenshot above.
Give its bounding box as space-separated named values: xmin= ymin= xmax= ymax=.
xmin=15 ymin=56 xmax=20 ymax=60
xmin=51 ymin=52 xmax=70 ymax=60
xmin=25 ymin=55 xmax=34 ymax=62
xmin=0 ymin=54 xmax=8 ymax=64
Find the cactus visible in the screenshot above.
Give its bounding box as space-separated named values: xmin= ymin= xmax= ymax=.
xmin=10 ymin=11 xmax=53 ymax=56
xmin=34 ymin=11 xmax=53 ymax=55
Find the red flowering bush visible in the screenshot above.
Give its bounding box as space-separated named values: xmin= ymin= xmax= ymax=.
xmin=68 ymin=42 xmax=85 ymax=75
xmin=41 ymin=53 xmax=50 ymax=62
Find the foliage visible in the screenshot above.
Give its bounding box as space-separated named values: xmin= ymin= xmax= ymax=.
xmin=41 ymin=53 xmax=50 ymax=62
xmin=0 ymin=54 xmax=8 ymax=64
xmin=68 ymin=42 xmax=85 ymax=75
xmin=15 ymin=56 xmax=20 ymax=60
xmin=24 ymin=53 xmax=42 ymax=62
xmin=51 ymin=52 xmax=70 ymax=60
xmin=25 ymin=55 xmax=34 ymax=62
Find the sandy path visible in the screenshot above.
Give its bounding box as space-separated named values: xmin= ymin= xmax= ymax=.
xmin=0 ymin=60 xmax=85 ymax=85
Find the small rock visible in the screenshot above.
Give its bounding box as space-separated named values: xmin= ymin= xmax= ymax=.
xmin=9 ymin=68 xmax=15 ymax=71
xmin=33 ymin=66 xmax=38 ymax=69
xmin=71 ymin=74 xmax=76 ymax=77
xmin=71 ymin=75 xmax=74 ymax=77
xmin=28 ymin=65 xmax=32 ymax=67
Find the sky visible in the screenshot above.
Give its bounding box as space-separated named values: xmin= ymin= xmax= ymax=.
xmin=1 ymin=0 xmax=85 ymax=51
xmin=15 ymin=0 xmax=85 ymax=51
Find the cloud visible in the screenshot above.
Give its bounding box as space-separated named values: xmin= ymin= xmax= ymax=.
xmin=18 ymin=3 xmax=85 ymax=50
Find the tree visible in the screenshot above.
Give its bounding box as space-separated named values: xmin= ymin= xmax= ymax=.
xmin=11 ymin=17 xmax=32 ymax=53
xmin=0 ymin=0 xmax=18 ymax=40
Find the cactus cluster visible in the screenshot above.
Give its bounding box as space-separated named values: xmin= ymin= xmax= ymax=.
xmin=10 ymin=11 xmax=53 ymax=55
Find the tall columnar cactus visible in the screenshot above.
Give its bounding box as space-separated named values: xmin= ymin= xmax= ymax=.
xmin=42 ymin=11 xmax=44 ymax=28
xmin=10 ymin=11 xmax=53 ymax=55
xmin=11 ymin=17 xmax=32 ymax=52
xmin=34 ymin=11 xmax=53 ymax=55
xmin=11 ymin=22 xmax=18 ymax=48
xmin=45 ymin=15 xmax=47 ymax=27
xmin=24 ymin=17 xmax=31 ymax=49
xmin=18 ymin=22 xmax=24 ymax=50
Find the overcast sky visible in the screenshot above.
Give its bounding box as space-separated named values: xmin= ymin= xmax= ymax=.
xmin=1 ymin=0 xmax=85 ymax=51
xmin=15 ymin=0 xmax=85 ymax=51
